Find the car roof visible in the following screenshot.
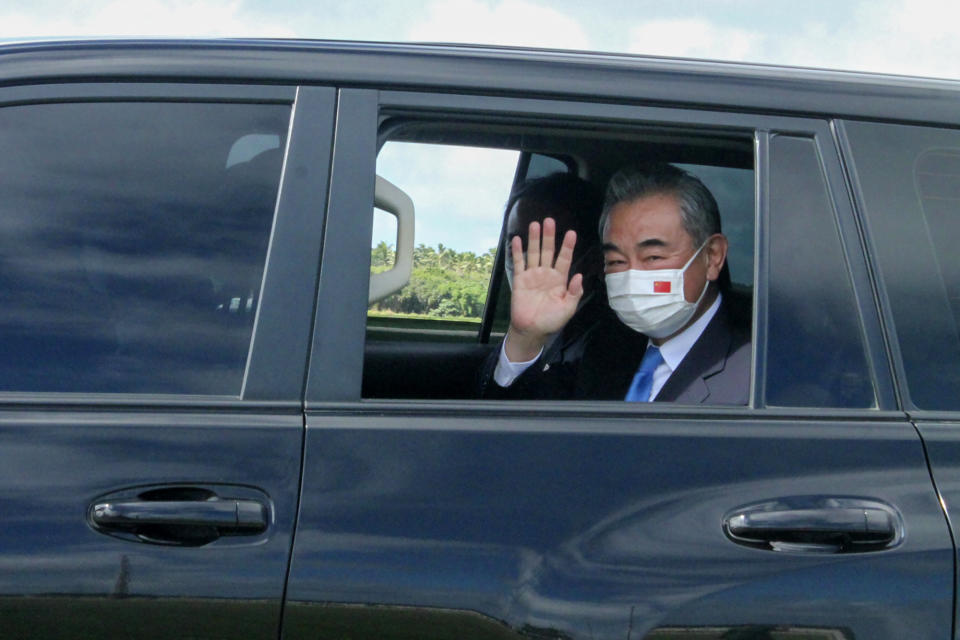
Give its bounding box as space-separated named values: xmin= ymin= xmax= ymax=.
xmin=1 ymin=38 xmax=958 ymax=126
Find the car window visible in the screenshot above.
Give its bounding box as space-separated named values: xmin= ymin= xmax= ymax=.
xmin=765 ymin=135 xmax=875 ymax=408
xmin=843 ymin=121 xmax=960 ymax=410
xmin=361 ymin=120 xmax=758 ymax=402
xmin=0 ymin=101 xmax=289 ymax=395
xmin=367 ymin=141 xmax=519 ymax=343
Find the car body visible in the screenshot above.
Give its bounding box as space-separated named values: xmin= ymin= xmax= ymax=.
xmin=1 ymin=38 xmax=960 ymax=640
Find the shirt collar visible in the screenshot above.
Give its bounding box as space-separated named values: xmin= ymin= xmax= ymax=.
xmin=653 ymin=292 xmax=722 ymax=373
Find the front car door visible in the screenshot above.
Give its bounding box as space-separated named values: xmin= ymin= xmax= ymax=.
xmin=0 ymin=83 xmax=334 ymax=638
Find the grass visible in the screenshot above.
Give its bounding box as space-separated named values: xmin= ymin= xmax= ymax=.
xmin=366 ymin=312 xmax=483 ymax=342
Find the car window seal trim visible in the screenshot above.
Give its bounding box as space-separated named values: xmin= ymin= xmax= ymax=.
xmin=0 ymin=392 xmax=302 ymax=411
xmin=0 ymin=81 xmax=297 ymax=105
xmin=306 ymin=399 xmax=903 ymax=421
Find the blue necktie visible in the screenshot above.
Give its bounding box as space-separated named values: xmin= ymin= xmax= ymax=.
xmin=625 ymin=345 xmax=664 ymax=402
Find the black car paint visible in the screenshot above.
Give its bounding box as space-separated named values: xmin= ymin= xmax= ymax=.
xmin=0 ymin=411 xmax=302 ymax=639
xmin=288 ymin=416 xmax=952 ymax=638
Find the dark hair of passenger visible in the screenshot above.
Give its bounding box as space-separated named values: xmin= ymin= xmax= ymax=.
xmin=600 ymin=162 xmax=731 ymax=290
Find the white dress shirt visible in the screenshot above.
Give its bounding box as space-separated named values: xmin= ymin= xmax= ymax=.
xmin=494 ymin=339 xmax=546 ymax=387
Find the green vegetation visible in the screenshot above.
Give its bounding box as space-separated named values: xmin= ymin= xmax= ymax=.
xmin=370 ymin=242 xmax=497 ymax=320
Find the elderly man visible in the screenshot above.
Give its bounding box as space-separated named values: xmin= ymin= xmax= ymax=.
xmin=493 ymin=162 xmax=750 ymax=404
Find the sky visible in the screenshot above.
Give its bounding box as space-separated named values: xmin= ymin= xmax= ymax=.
xmin=4 ymin=0 xmax=959 ymax=254
xmin=5 ymin=0 xmax=960 ymax=79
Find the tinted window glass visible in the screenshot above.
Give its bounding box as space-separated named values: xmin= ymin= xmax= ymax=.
xmin=844 ymin=121 xmax=960 ymax=409
xmin=766 ymin=135 xmax=874 ymax=408
xmin=0 ymin=102 xmax=288 ymax=394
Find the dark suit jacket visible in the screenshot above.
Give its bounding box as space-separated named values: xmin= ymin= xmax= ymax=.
xmin=487 ymin=291 xmax=751 ymax=405
xmin=477 ymin=291 xmax=612 ymax=397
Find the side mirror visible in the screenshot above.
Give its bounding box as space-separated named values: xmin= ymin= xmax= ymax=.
xmin=369 ymin=175 xmax=415 ymax=304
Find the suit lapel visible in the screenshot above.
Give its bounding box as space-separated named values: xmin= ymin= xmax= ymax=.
xmin=654 ymin=303 xmax=733 ymax=403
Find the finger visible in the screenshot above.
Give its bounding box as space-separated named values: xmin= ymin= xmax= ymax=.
xmin=510 ymin=235 xmax=525 ymax=274
xmin=567 ymin=272 xmax=584 ymax=299
xmin=527 ymin=220 xmax=541 ymax=268
xmin=552 ymin=229 xmax=578 ymax=277
xmin=540 ymin=217 xmax=556 ymax=268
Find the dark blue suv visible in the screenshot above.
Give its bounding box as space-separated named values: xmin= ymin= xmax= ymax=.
xmin=1 ymin=38 xmax=959 ymax=640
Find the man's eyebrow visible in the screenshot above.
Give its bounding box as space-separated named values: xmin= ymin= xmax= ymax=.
xmin=603 ymin=238 xmax=667 ymax=253
xmin=636 ymin=238 xmax=667 ymax=249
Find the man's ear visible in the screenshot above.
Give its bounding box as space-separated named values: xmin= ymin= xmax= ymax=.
xmin=704 ymin=233 xmax=728 ymax=281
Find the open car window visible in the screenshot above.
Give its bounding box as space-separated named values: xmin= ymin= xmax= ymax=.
xmin=361 ymin=118 xmax=761 ymax=403
xmin=367 ymin=141 xmax=520 ymax=344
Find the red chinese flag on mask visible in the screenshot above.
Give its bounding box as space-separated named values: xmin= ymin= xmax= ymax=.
xmin=653 ymin=281 xmax=671 ymax=293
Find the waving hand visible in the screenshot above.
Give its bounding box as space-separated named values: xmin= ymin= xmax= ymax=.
xmin=504 ymin=217 xmax=582 ymax=362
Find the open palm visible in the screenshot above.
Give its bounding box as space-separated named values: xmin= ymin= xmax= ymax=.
xmin=505 ymin=218 xmax=582 ymax=361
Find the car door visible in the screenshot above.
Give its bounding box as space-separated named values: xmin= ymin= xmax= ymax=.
xmin=0 ymin=83 xmax=334 ymax=638
xmin=285 ymin=89 xmax=953 ymax=639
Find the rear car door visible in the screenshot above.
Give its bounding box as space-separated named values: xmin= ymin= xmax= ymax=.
xmin=285 ymin=89 xmax=953 ymax=639
xmin=841 ymin=119 xmax=960 ymax=639
xmin=0 ymin=83 xmax=334 ymax=638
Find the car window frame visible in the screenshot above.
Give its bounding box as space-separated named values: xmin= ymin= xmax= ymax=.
xmin=306 ymin=88 xmax=897 ymax=416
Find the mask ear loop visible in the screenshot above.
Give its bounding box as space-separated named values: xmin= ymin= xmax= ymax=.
xmin=680 ymin=240 xmax=708 ymax=272
xmin=681 ymin=240 xmax=711 ymax=306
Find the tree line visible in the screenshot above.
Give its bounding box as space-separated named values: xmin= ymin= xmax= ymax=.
xmin=370 ymin=242 xmax=498 ymax=319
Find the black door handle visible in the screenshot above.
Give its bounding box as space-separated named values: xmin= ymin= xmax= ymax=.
xmin=723 ymin=498 xmax=901 ymax=553
xmin=89 ymin=485 xmax=270 ymax=546
xmin=92 ymin=499 xmax=267 ymax=531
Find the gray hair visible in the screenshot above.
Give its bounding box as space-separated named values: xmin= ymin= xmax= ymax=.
xmin=599 ymin=163 xmax=721 ymax=247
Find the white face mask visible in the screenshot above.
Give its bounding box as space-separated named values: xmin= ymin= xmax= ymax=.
xmin=604 ymin=242 xmax=709 ymax=338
